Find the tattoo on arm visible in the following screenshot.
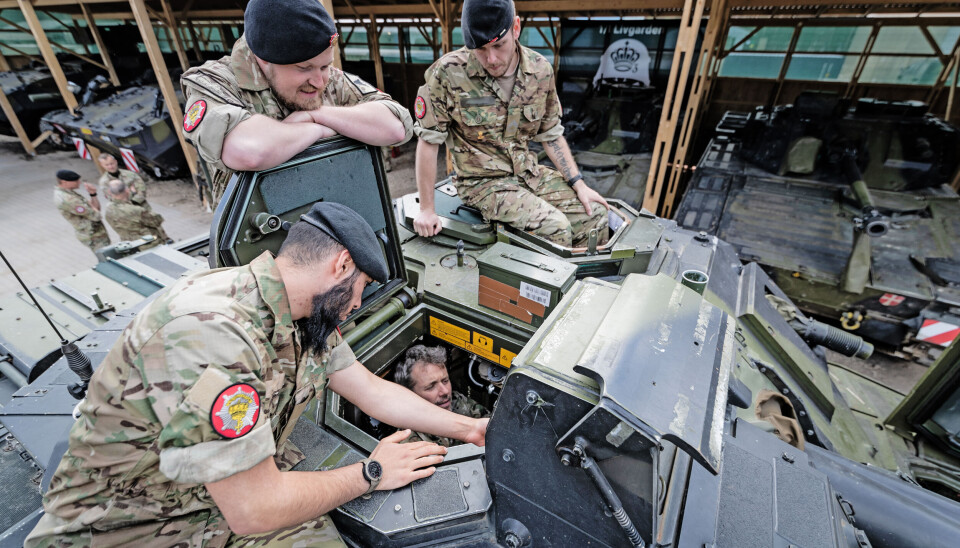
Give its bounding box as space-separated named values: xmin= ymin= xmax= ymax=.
xmin=547 ymin=139 xmax=574 ymax=180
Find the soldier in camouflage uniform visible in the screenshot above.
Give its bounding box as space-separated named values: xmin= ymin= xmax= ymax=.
xmin=104 ymin=179 xmax=170 ymax=248
xmin=53 ymin=169 xmax=110 ymax=256
xmin=97 ymin=152 xmax=150 ymax=208
xmin=394 ymin=345 xmax=490 ymax=447
xmin=180 ymin=0 xmax=412 ymax=203
xmin=413 ymin=0 xmax=609 ymax=247
xmin=26 ymin=202 xmax=487 ymax=548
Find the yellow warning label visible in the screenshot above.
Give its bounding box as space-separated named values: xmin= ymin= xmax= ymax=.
xmin=429 ymin=316 xmax=504 ymax=365
xmin=80 ymin=127 xmax=93 ymax=135
xmin=499 ymin=348 xmax=517 ymax=368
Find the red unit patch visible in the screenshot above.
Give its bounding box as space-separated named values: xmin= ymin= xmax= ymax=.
xmin=879 ymin=293 xmax=905 ymax=307
xmin=210 ymin=383 xmax=261 ymax=439
xmin=183 ymin=100 xmax=207 ymax=132
xmin=415 ymin=96 xmax=426 ymax=119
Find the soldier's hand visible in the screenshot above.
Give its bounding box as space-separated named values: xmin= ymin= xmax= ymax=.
xmin=461 ymin=418 xmax=489 ymax=447
xmin=414 ymin=210 xmax=443 ymax=237
xmin=369 ymin=429 xmax=446 ymax=491
xmin=572 ymin=181 xmax=610 ymax=216
xmin=283 ymin=111 xmax=315 ymax=124
xmin=83 ymin=182 xmax=98 ymax=195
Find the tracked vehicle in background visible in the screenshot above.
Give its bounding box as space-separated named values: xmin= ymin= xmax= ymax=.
xmin=0 ymin=63 xmax=106 ymax=140
xmin=676 ymin=92 xmax=960 ymax=360
xmin=2 ymin=135 xmax=960 ymax=547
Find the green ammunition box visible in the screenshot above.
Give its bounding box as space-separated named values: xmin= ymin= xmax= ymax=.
xmin=477 ymin=242 xmax=577 ymax=327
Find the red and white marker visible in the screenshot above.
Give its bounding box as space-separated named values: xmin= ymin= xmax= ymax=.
xmin=71 ymin=137 xmax=91 ymax=160
xmin=879 ymin=293 xmax=905 ymax=307
xmin=917 ymin=319 xmax=960 ymax=347
xmin=119 ymin=147 xmax=140 ymax=173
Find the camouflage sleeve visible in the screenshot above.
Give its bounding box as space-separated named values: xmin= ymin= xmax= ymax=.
xmin=413 ymin=64 xmax=451 ymax=145
xmin=333 ymin=70 xmax=413 ymax=144
xmin=326 ymin=330 xmax=356 ymax=373
xmin=532 ymin=67 xmax=564 ymax=143
xmin=141 ymin=209 xmax=165 ymax=228
xmin=58 ymin=192 xmax=100 ymax=221
xmin=181 ymin=76 xmax=252 ymax=170
xmin=151 ymin=315 xmax=277 ymax=484
xmin=129 ymin=172 xmax=148 ymax=204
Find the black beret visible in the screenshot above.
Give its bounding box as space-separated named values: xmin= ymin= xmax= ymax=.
xmin=300 ymin=202 xmax=388 ymax=284
xmin=56 ymin=169 xmax=81 ymax=181
xmin=461 ymin=0 xmax=514 ymax=49
xmin=244 ymin=0 xmax=338 ymax=65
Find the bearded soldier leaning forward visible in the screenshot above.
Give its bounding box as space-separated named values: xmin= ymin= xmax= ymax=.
xmin=26 ymin=202 xmax=487 ymax=548
xmin=413 ymin=0 xmax=610 ymax=248
xmin=180 ymin=0 xmax=413 ymax=203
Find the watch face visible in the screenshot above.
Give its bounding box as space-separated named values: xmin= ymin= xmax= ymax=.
xmin=368 ymin=460 xmax=383 ymax=480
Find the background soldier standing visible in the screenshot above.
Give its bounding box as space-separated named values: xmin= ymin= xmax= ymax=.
xmin=413 ymin=0 xmax=610 ymax=248
xmin=97 ymin=152 xmax=150 ymax=207
xmin=104 ymin=179 xmax=169 ymax=248
xmin=394 ymin=345 xmax=490 ymax=447
xmin=53 ymin=169 xmax=109 ymax=256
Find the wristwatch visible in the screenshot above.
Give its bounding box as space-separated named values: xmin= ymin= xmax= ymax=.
xmin=360 ymin=458 xmax=383 ymax=494
xmin=566 ymin=173 xmax=583 ymax=188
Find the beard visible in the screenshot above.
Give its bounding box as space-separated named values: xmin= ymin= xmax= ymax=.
xmin=264 ymin=71 xmax=326 ymax=112
xmin=297 ymin=269 xmax=361 ymax=355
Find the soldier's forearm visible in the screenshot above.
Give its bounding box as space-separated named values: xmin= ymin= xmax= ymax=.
xmin=221 ymin=114 xmax=330 ymax=171
xmin=543 ymin=136 xmax=580 ymax=181
xmin=310 ymin=102 xmax=406 ymax=146
xmin=415 ymin=140 xmax=441 ymax=212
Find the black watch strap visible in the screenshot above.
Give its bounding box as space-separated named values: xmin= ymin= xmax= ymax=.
xmin=566 ymin=173 xmax=583 ymax=187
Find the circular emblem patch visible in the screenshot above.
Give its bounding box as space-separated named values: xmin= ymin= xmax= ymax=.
xmin=210 ymin=383 xmax=261 ymax=439
xmin=183 ymin=100 xmax=207 ymax=133
xmin=330 ymin=32 xmax=339 ymax=47
xmin=75 ymin=205 xmax=86 ymax=214
xmin=415 ymin=96 xmax=426 ymax=119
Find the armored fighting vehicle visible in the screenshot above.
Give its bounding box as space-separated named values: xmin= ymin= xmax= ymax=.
xmin=675 ymin=92 xmax=960 ymax=359
xmin=40 ymin=84 xmax=188 ymax=178
xmin=0 ymin=64 xmax=105 ymax=140
xmin=3 ymin=136 xmax=960 ymax=547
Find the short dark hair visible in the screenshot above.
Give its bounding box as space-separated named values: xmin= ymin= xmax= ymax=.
xmin=278 ymin=221 xmax=345 ymax=267
xmin=394 ymin=345 xmax=447 ymax=389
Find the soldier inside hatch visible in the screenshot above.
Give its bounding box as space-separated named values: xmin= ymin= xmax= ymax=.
xmin=180 ymin=0 xmax=413 ymax=202
xmin=412 ymin=0 xmax=610 ymax=247
xmin=97 ymin=152 xmax=150 ymax=208
xmin=26 ymin=203 xmax=487 ymax=547
xmin=53 ymin=169 xmax=110 ymax=256
xmin=394 ymin=345 xmax=490 ymax=447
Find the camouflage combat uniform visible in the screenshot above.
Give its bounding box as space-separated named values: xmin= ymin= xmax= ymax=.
xmin=407 ymin=391 xmax=488 ymax=447
xmin=414 ymin=45 xmax=608 ymax=247
xmin=181 ymin=35 xmax=414 ymax=202
xmin=26 ymin=252 xmax=354 ymax=548
xmin=98 ymin=168 xmax=149 ymax=208
xmin=54 ymin=186 xmax=109 ymax=254
xmin=104 ymin=200 xmax=169 ymax=247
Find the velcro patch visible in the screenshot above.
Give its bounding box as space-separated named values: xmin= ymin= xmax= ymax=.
xmin=349 ymin=75 xmax=378 ymax=97
xmin=183 ymin=100 xmax=207 ymax=133
xmin=415 ymin=96 xmax=426 ymax=119
xmin=210 ymin=383 xmax=261 ymax=439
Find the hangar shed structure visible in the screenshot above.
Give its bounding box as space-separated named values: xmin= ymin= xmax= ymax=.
xmin=1 ymin=0 xmax=960 ymax=214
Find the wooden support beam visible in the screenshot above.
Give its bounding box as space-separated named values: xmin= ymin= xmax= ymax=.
xmin=0 ymin=15 xmax=108 ymax=70
xmin=128 ymin=0 xmax=203 ymax=206
xmin=321 ymin=0 xmax=341 ymax=70
xmin=720 ymin=25 xmax=759 ymax=59
xmin=0 ymin=83 xmax=36 ymax=155
xmin=947 ymin=52 xmax=959 ymax=122
xmin=845 ymin=23 xmax=879 ymax=99
xmin=642 ymin=0 xmax=711 ymax=217
xmin=367 ymin=16 xmax=385 ymax=91
xmin=80 ymin=1 xmax=120 ymax=86
xmin=441 ymin=0 xmax=453 ymax=53
xmin=656 ymin=0 xmax=730 ymax=217
xmin=30 ymin=129 xmax=51 ymax=148
xmin=770 ymin=22 xmax=801 ymax=106
xmin=0 ymin=51 xmax=11 ymax=71
xmin=185 ymin=19 xmax=203 ymax=62
xmin=161 ymin=0 xmax=190 ymax=72
xmin=17 ymin=0 xmax=78 ymax=114
xmin=0 ymin=43 xmax=44 ymax=65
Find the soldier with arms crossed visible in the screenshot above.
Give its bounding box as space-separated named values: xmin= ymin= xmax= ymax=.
xmin=26 ymin=203 xmax=486 ymax=547
xmin=97 ymin=152 xmax=150 ymax=208
xmin=413 ymin=0 xmax=610 ymax=247
xmin=181 ymin=0 xmax=412 ymax=202
xmin=104 ymin=179 xmax=170 ymax=248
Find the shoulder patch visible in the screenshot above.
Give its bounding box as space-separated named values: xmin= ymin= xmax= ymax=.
xmin=75 ymin=205 xmax=86 ymax=214
xmin=210 ymin=383 xmax=261 ymax=439
xmin=415 ymin=96 xmax=426 ymax=119
xmin=183 ymin=100 xmax=207 ymax=132
xmin=348 ymin=74 xmax=378 ymax=97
